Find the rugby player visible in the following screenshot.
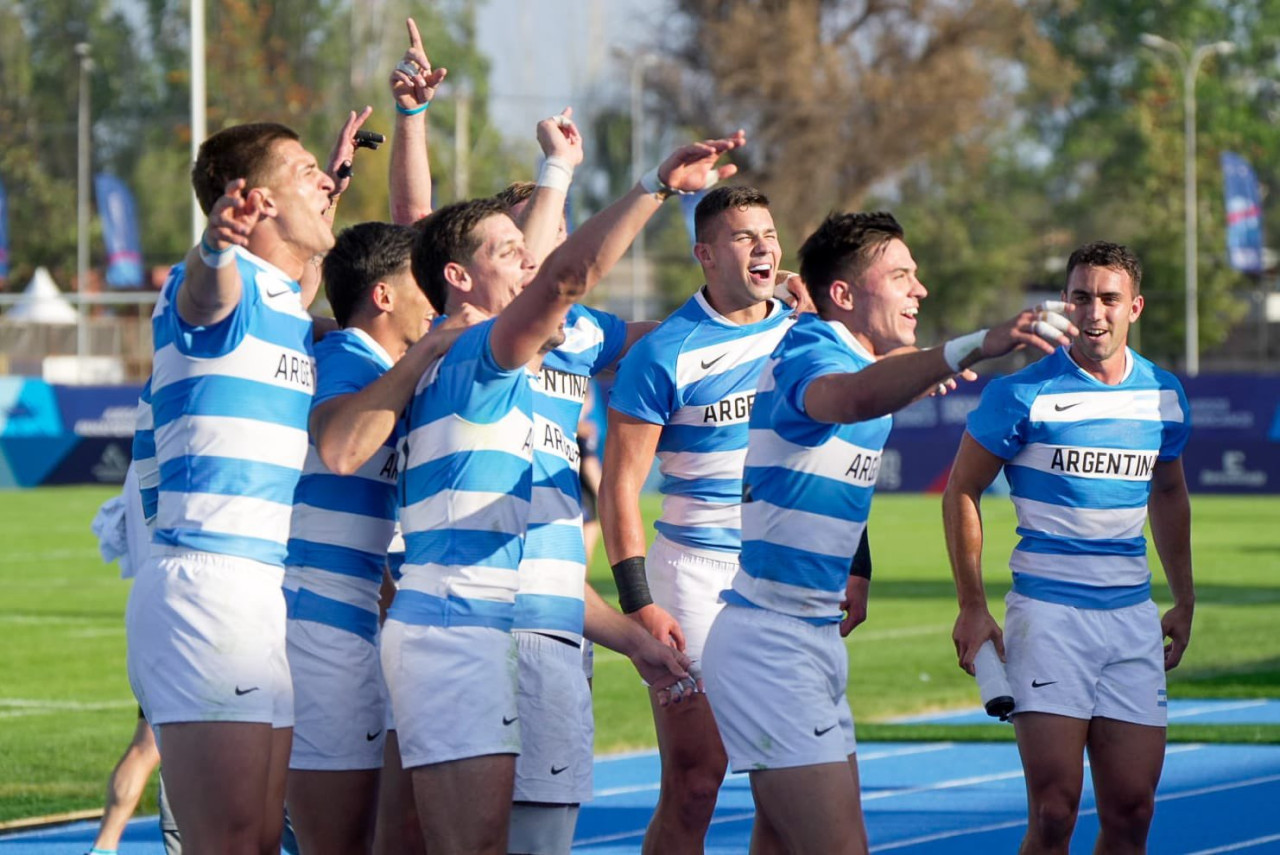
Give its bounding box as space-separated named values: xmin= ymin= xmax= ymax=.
xmin=124 ymin=114 xmax=369 ymax=853
xmin=598 ymin=185 xmax=795 ymax=852
xmin=702 ymin=210 xmax=1075 ymax=854
xmin=383 ymin=133 xmax=743 ymax=854
xmin=945 ymin=241 xmax=1194 ymax=854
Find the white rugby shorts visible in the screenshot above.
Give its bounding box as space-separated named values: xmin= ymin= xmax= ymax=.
xmin=1003 ymin=591 xmax=1167 ymax=727
xmin=380 ymin=621 xmax=520 ymax=768
xmin=646 ymin=533 xmax=740 ymax=661
xmin=702 ymin=603 xmax=856 ymax=773
xmin=125 ymin=549 xmax=292 ymax=727
xmin=286 ymin=616 xmax=386 ymax=770
xmin=512 ymin=631 xmax=594 ymax=805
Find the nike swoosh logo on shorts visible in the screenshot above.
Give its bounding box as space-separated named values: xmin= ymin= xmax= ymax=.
xmin=1031 ymin=679 xmax=1058 ymax=688
xmin=503 ymin=715 xmax=518 ymax=726
xmin=550 ymin=765 xmax=568 ymax=775
xmin=234 ymin=686 xmax=260 ymax=696
xmin=814 ymin=724 xmax=837 ymax=737
xmin=366 ymin=730 xmax=382 ymax=741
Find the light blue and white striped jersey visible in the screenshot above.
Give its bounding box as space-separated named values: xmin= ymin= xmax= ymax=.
xmin=391 ymin=319 xmax=535 ymax=631
xmin=725 ymin=314 xmax=892 ymax=622
xmin=516 ymin=305 xmax=627 ymax=641
xmin=149 ymin=251 xmax=315 ymax=566
xmin=131 ymin=378 xmax=158 ymax=527
xmin=609 ymin=289 xmax=793 ymax=554
xmin=967 ymin=347 xmax=1191 ymax=608
xmin=284 ymin=328 xmax=401 ymax=639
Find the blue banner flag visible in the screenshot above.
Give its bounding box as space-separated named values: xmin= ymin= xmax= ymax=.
xmin=1221 ymin=152 xmax=1265 ymax=275
xmin=94 ymin=173 xmax=145 ymax=288
xmin=0 ymin=177 xmax=10 ymax=280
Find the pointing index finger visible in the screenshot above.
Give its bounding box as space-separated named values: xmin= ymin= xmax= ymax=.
xmin=406 ymin=17 xmax=422 ymax=50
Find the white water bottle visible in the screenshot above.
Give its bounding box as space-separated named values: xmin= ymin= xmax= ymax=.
xmin=973 ymin=640 xmax=1014 ymax=721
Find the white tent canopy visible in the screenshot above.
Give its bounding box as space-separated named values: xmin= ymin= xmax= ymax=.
xmin=4 ymin=267 xmax=79 ymax=324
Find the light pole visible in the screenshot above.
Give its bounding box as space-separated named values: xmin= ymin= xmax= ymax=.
xmin=191 ymin=0 xmax=206 ymax=243
xmin=1139 ymin=34 xmax=1235 ymax=377
xmin=76 ymin=42 xmax=93 ymax=374
xmin=625 ymin=50 xmax=658 ymax=322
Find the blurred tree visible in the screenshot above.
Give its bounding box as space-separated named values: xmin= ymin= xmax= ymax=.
xmin=655 ymin=0 xmax=1073 ymax=240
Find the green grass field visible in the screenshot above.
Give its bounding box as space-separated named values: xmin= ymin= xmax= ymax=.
xmin=1 ymin=487 xmax=1278 ymax=822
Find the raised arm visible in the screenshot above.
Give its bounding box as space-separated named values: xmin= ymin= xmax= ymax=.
xmin=177 ymin=180 xmax=258 ymax=327
xmin=309 ymin=326 xmax=463 ymax=475
xmin=388 ymin=17 xmax=446 ymax=225
xmin=1148 ymin=457 xmax=1194 ymax=670
xmin=804 ymin=305 xmax=1077 ymax=425
xmin=942 ymin=432 xmax=1007 ymax=674
xmin=489 ymin=132 xmax=746 ymax=372
xmin=518 ymin=108 xmax=584 ymax=264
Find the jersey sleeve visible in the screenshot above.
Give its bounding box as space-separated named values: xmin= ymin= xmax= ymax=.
xmin=608 ymin=332 xmax=677 ymax=425
xmin=160 ymin=260 xmax=253 ymax=359
xmin=768 ymin=325 xmax=856 ymax=444
xmin=432 ymin=320 xmax=527 ymax=424
xmin=966 ymin=376 xmax=1032 ymax=461
xmin=313 ymin=339 xmax=383 ymax=407
xmin=584 ymin=306 xmax=629 ymax=375
xmin=1159 ymin=376 xmax=1192 ymax=460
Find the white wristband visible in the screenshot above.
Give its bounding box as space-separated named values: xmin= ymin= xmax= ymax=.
xmin=199 ymin=235 xmax=236 ymax=269
xmin=943 ymin=329 xmax=988 ymax=372
xmin=536 ymin=156 xmax=574 ymax=193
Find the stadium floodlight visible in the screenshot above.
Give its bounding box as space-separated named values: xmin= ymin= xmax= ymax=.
xmin=1140 ymin=33 xmax=1237 ymax=378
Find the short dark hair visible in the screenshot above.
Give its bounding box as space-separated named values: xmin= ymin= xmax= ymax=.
xmin=191 ymin=122 xmax=300 ymax=215
xmin=1065 ymin=241 xmax=1143 ymax=295
xmin=322 ymin=222 xmax=418 ymax=327
xmin=798 ymin=212 xmax=905 ymax=314
xmin=411 ymin=197 xmax=511 ymax=315
xmin=694 ymin=186 xmax=770 ymax=243
xmin=494 ymin=181 xmax=536 ymax=212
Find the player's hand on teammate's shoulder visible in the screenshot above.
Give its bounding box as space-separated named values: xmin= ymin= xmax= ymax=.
xmin=536 ymin=107 xmax=584 ymax=167
xmin=390 ymin=18 xmax=447 ymax=111
xmin=437 ymin=302 xmax=489 ymax=330
xmin=773 ymin=270 xmax=816 ymax=313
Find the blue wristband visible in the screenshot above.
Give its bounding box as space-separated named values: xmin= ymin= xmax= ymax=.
xmin=395 ymin=102 xmax=429 ymax=116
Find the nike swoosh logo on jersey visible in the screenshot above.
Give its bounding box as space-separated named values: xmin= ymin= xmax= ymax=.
xmin=264 ymin=283 xmax=293 ymax=298
xmin=700 ymin=353 xmax=726 ymax=370
xmin=1031 ymin=679 xmax=1057 ymax=688
xmin=814 ymin=724 xmax=837 ymax=737
xmin=550 ymin=765 xmax=569 ymax=775
xmin=1053 ymin=403 xmax=1081 ymax=411
xmin=234 ymin=686 xmax=260 ymax=696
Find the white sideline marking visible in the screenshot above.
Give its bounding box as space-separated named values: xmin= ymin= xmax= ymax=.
xmin=1169 ymin=699 xmax=1269 ymax=720
xmin=1187 ymin=832 xmax=1280 ymax=854
xmin=0 ymin=698 xmax=134 ymax=719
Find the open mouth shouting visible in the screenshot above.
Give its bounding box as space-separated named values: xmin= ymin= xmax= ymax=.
xmin=748 ymin=262 xmax=773 ymax=286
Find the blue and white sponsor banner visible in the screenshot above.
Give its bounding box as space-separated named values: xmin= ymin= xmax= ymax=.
xmin=0 ymin=176 xmax=10 ymax=280
xmin=1221 ymin=152 xmax=1265 ymax=275
xmin=94 ymin=173 xmax=145 ymax=288
xmin=0 ymin=381 xmax=141 ymax=488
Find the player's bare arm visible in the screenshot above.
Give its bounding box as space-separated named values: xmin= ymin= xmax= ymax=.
xmin=177 ymin=179 xmax=258 ymax=327
xmin=1148 ymin=457 xmax=1195 ymax=670
xmin=943 ymin=432 xmax=1007 ymax=674
xmin=490 ymin=132 xmax=745 ymax=371
xmin=388 ymin=17 xmax=445 ymax=225
xmin=598 ymin=410 xmax=686 ymax=650
xmin=518 ymin=108 xmax=584 ymax=263
xmin=309 ymin=325 xmax=464 ymax=475
xmin=803 ymin=305 xmax=1078 ymax=425
xmin=582 ymin=585 xmax=697 ymax=706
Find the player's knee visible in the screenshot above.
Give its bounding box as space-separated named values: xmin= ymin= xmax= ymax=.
xmin=660 ymin=767 xmax=723 ymax=826
xmin=1028 ymin=791 xmax=1080 ymax=847
xmin=1097 ymin=790 xmax=1155 ymax=840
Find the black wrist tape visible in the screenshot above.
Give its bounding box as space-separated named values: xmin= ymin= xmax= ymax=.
xmin=849 ymin=527 xmax=872 ymax=580
xmin=611 ymin=556 xmax=653 ymax=613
